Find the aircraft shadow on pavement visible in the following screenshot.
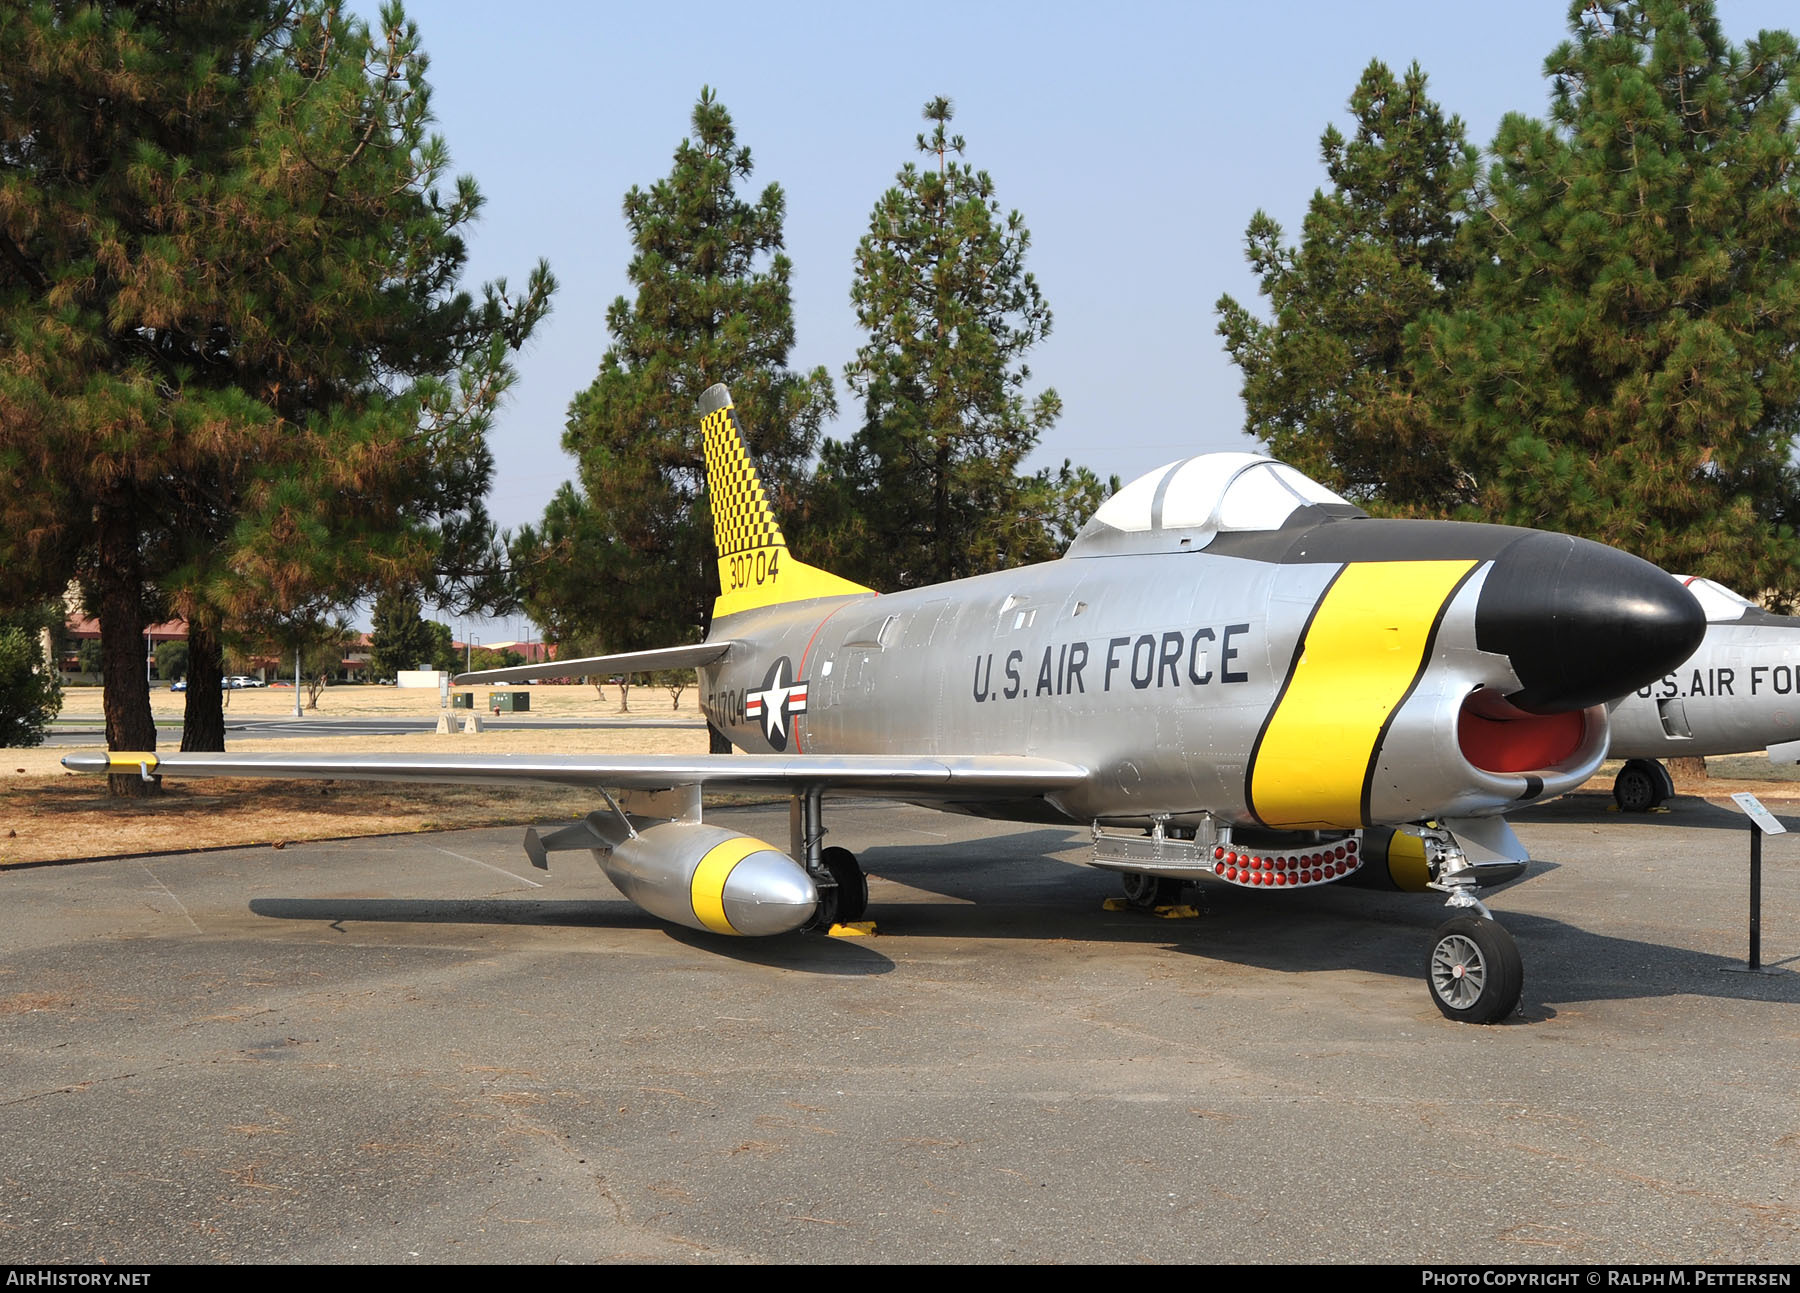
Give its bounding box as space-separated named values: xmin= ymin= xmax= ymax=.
xmin=244 ymin=824 xmax=1796 ymax=1010
xmin=661 ymin=925 xmax=893 ymax=976
xmin=1519 ymin=792 xmax=1798 ymax=833
xmin=245 ymin=895 xmax=896 ymax=977
xmin=249 ymin=895 xmax=659 ymax=930
xmin=851 ymin=837 xmax=1799 ymax=1015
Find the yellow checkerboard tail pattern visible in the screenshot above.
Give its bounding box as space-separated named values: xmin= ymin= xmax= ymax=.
xmin=700 ymin=392 xmax=788 ymax=558
xmin=699 ymin=384 xmax=873 ymax=620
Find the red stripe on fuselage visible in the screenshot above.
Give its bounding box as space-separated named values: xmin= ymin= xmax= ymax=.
xmin=792 ymin=601 xmax=861 ymax=755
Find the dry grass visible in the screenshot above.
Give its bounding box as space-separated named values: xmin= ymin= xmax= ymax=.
xmin=53 ymin=677 xmax=670 ymax=722
xmin=4 ymin=683 xmax=709 ymax=866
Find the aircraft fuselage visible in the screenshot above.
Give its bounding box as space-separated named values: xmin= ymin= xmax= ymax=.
xmin=701 ymin=515 xmax=1693 ymax=833
xmin=1610 ymin=615 xmax=1800 ymax=758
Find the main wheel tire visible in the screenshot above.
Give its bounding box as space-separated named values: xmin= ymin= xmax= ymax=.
xmin=1121 ymin=872 xmax=1183 ymax=910
xmin=820 ymin=846 xmax=867 ymax=924
xmin=1428 ymin=916 xmax=1523 ymax=1024
xmin=1613 ymin=761 xmax=1663 ymax=813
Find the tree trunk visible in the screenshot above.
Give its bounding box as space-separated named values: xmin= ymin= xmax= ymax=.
xmin=181 ymin=612 xmax=226 ymax=751
xmin=1670 ymin=756 xmax=1708 ymax=783
xmin=95 ymin=504 xmax=159 ymax=798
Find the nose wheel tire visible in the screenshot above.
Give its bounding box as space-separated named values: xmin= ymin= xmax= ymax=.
xmin=1121 ymin=872 xmax=1184 ymax=910
xmin=820 ymin=846 xmax=868 ymax=924
xmin=1428 ymin=916 xmax=1523 ymax=1023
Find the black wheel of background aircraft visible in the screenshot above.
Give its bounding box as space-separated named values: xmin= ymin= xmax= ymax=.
xmin=1427 ymin=916 xmax=1523 ymax=1024
xmin=1612 ymin=759 xmax=1669 ymax=813
xmin=1120 ymin=872 xmax=1183 ymax=910
xmin=821 ymin=847 xmax=868 ymax=924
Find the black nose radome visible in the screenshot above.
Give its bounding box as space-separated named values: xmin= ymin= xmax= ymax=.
xmin=1476 ymin=533 xmax=1704 ymax=714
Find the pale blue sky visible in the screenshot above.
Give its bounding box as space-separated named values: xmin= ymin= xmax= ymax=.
xmin=372 ymin=1 xmax=1795 ymax=641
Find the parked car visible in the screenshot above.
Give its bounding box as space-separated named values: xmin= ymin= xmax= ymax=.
xmin=169 ymin=679 xmax=186 ymax=692
xmin=224 ymin=675 xmax=264 ymax=689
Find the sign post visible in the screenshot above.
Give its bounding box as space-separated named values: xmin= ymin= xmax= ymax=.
xmin=1727 ymin=793 xmax=1782 ymax=974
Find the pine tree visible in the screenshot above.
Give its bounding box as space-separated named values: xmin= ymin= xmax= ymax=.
xmin=820 ymin=97 xmax=1071 ymax=590
xmin=1417 ymin=1 xmax=1800 ymax=597
xmin=1216 ymin=61 xmax=1477 ymax=515
xmin=368 ymin=590 xmax=438 ymax=680
xmin=423 ymin=621 xmax=460 ymax=674
xmin=0 ymin=2 xmax=552 ymax=790
xmin=527 ymin=88 xmax=834 ymax=660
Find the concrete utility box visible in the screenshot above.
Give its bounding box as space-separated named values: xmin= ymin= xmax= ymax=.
xmin=451 ymin=691 xmax=474 ymax=710
xmin=489 ymin=690 xmax=530 ymax=714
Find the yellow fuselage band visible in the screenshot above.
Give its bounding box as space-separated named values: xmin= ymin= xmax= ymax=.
xmin=1250 ymin=560 xmax=1475 ymax=829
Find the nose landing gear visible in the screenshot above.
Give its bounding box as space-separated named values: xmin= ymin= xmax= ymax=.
xmin=1427 ymin=915 xmax=1523 ymax=1023
xmin=1422 ymin=826 xmax=1524 ymax=1022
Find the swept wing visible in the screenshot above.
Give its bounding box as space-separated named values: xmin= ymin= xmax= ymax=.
xmin=62 ymin=750 xmax=1089 ymax=802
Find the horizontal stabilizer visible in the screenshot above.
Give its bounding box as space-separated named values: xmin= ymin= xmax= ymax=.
xmin=453 ymin=642 xmax=735 ymax=686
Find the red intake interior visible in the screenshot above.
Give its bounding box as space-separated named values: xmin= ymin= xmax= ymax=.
xmin=1458 ymin=691 xmax=1587 ymax=773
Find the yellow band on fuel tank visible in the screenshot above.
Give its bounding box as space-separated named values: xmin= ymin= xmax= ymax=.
xmin=1383 ymin=829 xmax=1432 ymax=891
xmin=1249 ymin=560 xmax=1476 ymax=829
xmin=689 ymin=835 xmax=766 ymax=935
xmin=106 ymin=752 xmax=160 ymax=770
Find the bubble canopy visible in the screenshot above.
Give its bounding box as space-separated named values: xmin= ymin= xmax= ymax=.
xmin=1069 ymin=453 xmax=1357 ymax=555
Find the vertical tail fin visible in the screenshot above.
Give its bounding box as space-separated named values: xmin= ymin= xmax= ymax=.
xmin=699 ymin=384 xmax=872 ymax=620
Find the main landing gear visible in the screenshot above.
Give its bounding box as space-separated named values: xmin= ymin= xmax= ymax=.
xmin=1612 ymin=758 xmax=1674 ymax=813
xmin=1120 ymin=871 xmax=1185 ymax=910
xmin=820 ymin=846 xmax=868 ymax=924
xmin=791 ymin=787 xmax=868 ymax=927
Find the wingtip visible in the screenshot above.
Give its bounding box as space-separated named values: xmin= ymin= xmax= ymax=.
xmin=61 ymin=753 xmax=112 ymax=773
xmin=698 ymin=383 xmax=733 ymax=416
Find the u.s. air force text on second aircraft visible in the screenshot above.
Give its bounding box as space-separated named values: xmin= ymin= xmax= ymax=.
xmin=1638 ymin=664 xmax=1800 ymax=700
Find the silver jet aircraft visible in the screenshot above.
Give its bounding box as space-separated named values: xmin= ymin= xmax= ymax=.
xmin=66 ymin=385 xmax=1705 ymax=1023
xmin=1605 ymin=576 xmax=1800 ymax=811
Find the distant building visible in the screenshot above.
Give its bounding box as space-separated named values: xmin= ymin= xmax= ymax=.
xmin=58 ymin=601 xmax=373 ymax=682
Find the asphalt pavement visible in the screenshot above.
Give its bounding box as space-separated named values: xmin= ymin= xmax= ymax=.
xmin=2 ymin=796 xmax=1796 ymax=1264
